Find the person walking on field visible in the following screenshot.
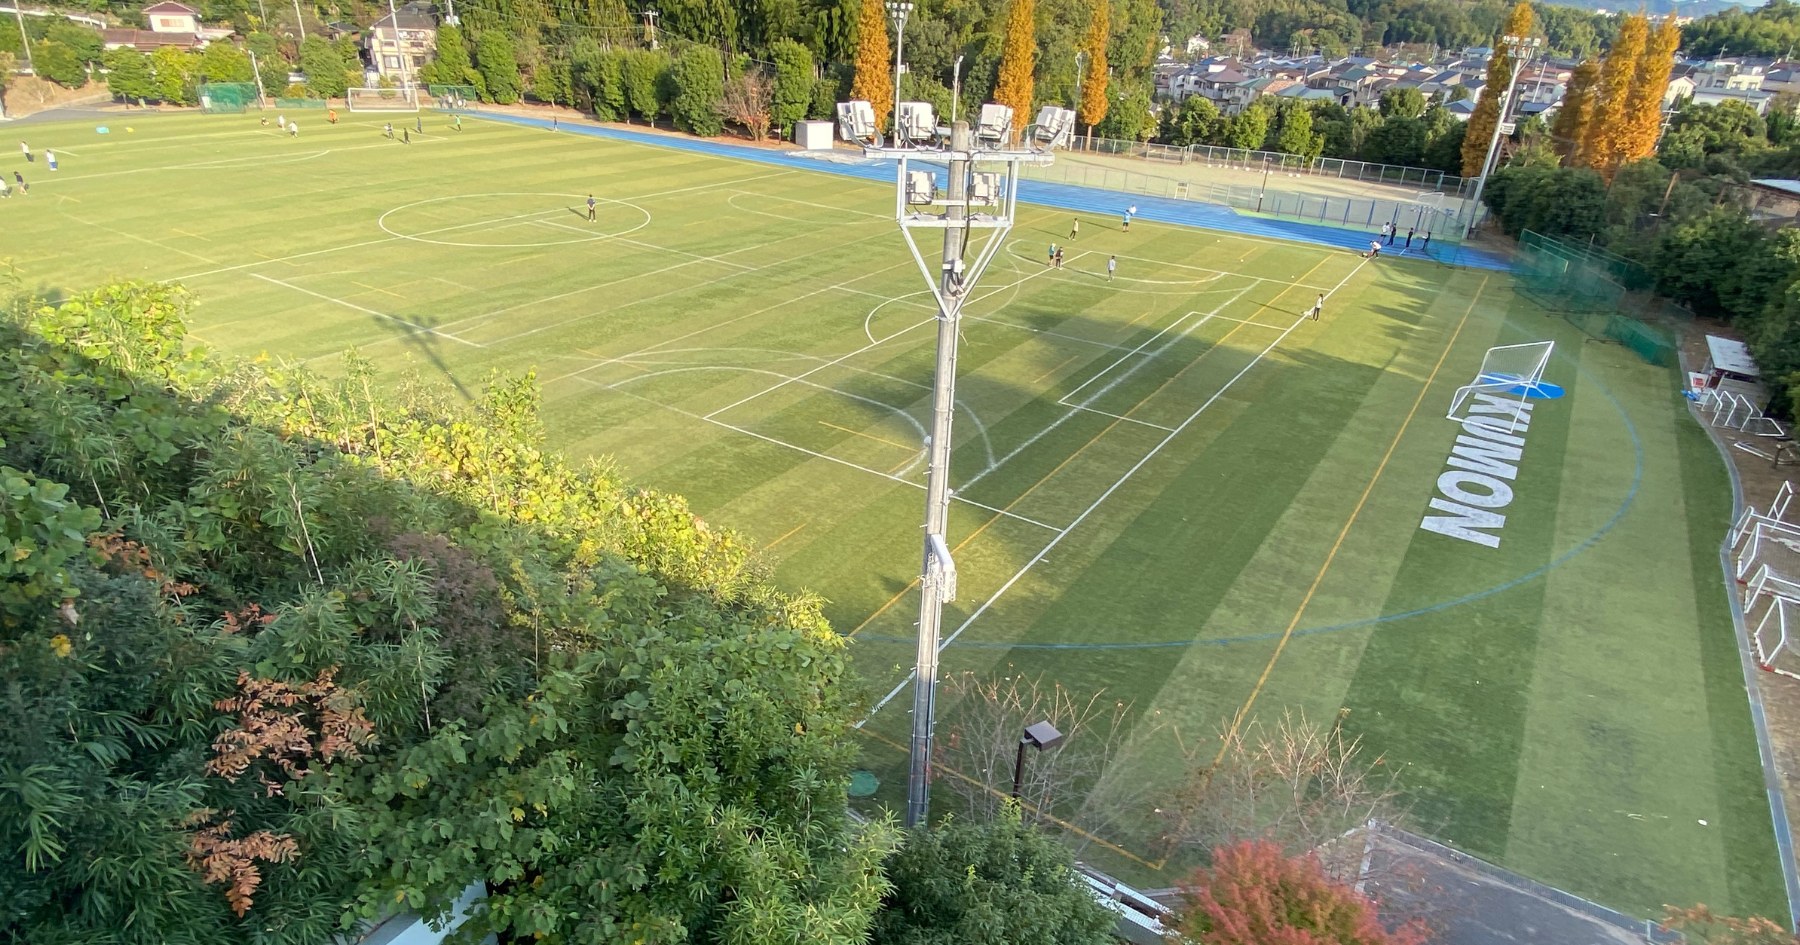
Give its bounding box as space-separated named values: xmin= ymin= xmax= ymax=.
xmin=1405 ymin=227 xmax=1415 ymax=248
xmin=13 ymin=171 xmax=26 ymax=194
xmin=21 ymin=141 xmax=31 ymax=162
xmin=1055 ymin=246 xmax=1064 ymax=269
xmin=587 ymin=194 xmax=598 ymax=222
xmin=453 ymin=114 xmax=462 ymax=132
xmin=385 ymin=122 xmax=394 ymax=139
xmin=1422 ymin=232 xmax=1431 ymax=251
xmin=1107 ymin=255 xmax=1117 ymax=281
xmin=328 ymin=108 xmax=338 ymax=124
xmin=0 ymin=175 xmax=11 ymax=198
xmin=45 ymin=150 xmax=57 ymax=171
xmin=1070 ymin=217 xmax=1080 ymax=239
xmin=1048 ymin=243 xmax=1056 ymax=266
xmin=1310 ymin=293 xmax=1324 ymax=320
xmin=416 ymin=115 xmax=423 ymax=134
xmin=1121 ymin=211 xmax=1130 ymax=232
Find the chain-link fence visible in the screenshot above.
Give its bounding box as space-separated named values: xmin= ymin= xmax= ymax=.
xmin=1063 ymin=136 xmax=1473 ymax=199
xmin=199 ymin=83 xmax=259 ymax=114
xmin=1517 ymin=230 xmax=1677 ymax=366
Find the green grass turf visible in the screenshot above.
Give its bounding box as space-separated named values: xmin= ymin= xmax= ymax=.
xmin=1 ymin=110 xmax=1786 ymax=919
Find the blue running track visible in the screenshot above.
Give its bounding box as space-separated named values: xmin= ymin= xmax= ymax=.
xmin=477 ymin=112 xmax=1515 ymax=271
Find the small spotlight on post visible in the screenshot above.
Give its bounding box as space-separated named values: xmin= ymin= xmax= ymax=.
xmin=969 ymin=171 xmax=1002 ymax=207
xmin=905 ymin=169 xmax=937 ymax=205
xmin=836 ymin=100 xmax=878 ymax=146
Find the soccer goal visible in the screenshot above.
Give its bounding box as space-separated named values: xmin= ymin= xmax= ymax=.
xmin=1752 ymin=592 xmax=1800 ymax=680
xmin=346 ymin=86 xmax=421 ymax=113
xmin=1445 ymin=341 xmax=1554 ymax=433
xmin=428 ymin=84 xmax=480 ymax=110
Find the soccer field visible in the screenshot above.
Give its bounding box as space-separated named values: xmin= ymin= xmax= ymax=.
xmin=1 ymin=110 xmax=1786 ymax=920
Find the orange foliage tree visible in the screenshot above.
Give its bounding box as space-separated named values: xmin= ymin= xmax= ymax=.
xmin=1553 ymin=59 xmax=1599 ymax=164
xmin=1078 ymin=0 xmax=1110 ymax=134
xmin=1169 ymin=840 xmax=1430 ymax=945
xmin=1581 ymin=12 xmax=1648 ymax=179
xmin=993 ymin=0 xmax=1036 ymax=134
xmin=1623 ymin=17 xmax=1682 ymax=165
xmin=849 ymin=0 xmax=893 ymax=130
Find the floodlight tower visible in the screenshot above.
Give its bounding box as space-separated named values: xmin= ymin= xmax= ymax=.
xmin=838 ymin=98 xmax=1077 ymax=828
xmin=1464 ymin=33 xmax=1543 ymax=239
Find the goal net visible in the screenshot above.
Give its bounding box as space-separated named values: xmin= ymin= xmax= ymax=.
xmin=346 ymin=86 xmax=421 ymax=112
xmin=200 ymin=82 xmax=259 ymax=113
xmin=1446 ymin=341 xmax=1554 ymax=433
xmin=428 ymin=85 xmax=480 ymax=110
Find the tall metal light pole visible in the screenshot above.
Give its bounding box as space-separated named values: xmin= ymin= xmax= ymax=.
xmin=1463 ymin=33 xmax=1541 ymax=239
xmin=1073 ymin=50 xmax=1086 ymax=147
xmin=886 ymin=1 xmax=912 ymax=131
xmin=293 ymin=0 xmax=306 ymax=40
xmin=248 ymin=48 xmax=269 ymax=108
xmin=13 ymin=5 xmax=33 ymax=74
xmin=838 ymin=99 xmax=1070 ymax=829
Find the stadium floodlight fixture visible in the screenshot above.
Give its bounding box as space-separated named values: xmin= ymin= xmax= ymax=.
xmin=1031 ymin=105 xmax=1077 ymax=149
xmin=841 ymin=98 xmax=1066 ymax=831
xmin=836 ymin=100 xmax=879 ymax=146
xmin=974 ymin=103 xmax=1014 ymax=147
xmin=886 ymin=1 xmax=913 ymax=133
xmin=895 ymin=101 xmax=938 ymax=146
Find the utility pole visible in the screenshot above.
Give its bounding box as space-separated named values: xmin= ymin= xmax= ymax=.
xmin=248 ymin=48 xmax=269 ymax=107
xmin=903 ymin=118 xmax=970 ymax=829
xmin=642 ymin=8 xmax=658 ymax=49
xmin=293 ymin=0 xmax=306 ymax=40
xmin=886 ymin=1 xmax=911 ymax=132
xmin=12 ymin=5 xmax=32 ymax=75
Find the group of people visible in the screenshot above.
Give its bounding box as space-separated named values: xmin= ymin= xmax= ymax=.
xmin=261 ymin=115 xmax=301 ymax=136
xmin=5 ymin=141 xmax=53 ymax=198
xmin=1049 ymin=211 xmax=1133 ymax=280
xmin=1364 ymin=220 xmax=1431 ymax=258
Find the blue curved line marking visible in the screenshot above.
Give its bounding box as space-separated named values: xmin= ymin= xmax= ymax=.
xmin=859 ymin=352 xmax=1644 ymax=652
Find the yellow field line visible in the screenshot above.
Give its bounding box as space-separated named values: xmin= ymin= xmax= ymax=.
xmin=857 ymin=726 xmax=1163 ymax=871
xmin=172 ymin=228 xmax=210 ymax=242
xmin=353 ymin=281 xmax=406 ymax=300
xmin=765 ymin=521 xmax=807 ymax=550
xmin=1033 ymin=354 xmax=1079 ymax=386
xmin=1125 ymin=307 xmax=1159 ymax=328
xmin=819 ymin=420 xmax=916 ymax=453
xmin=1210 ymin=274 xmax=1489 ymax=765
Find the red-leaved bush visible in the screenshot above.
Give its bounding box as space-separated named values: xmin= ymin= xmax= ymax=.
xmin=1169 ymin=840 xmax=1430 ymax=945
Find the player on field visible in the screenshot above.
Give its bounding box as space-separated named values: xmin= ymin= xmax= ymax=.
xmin=328 ymin=108 xmax=338 ymax=123
xmin=1047 ymin=243 xmax=1055 ymax=266
xmin=20 ymin=141 xmax=31 ymax=162
xmin=588 ymin=194 xmax=597 ymax=221
xmin=402 ymin=127 xmax=411 ymax=144
xmin=289 ymin=121 xmax=299 ymax=136
xmin=453 ymin=114 xmax=462 ymax=132
xmin=1055 ymin=246 xmax=1064 ymax=269
xmin=0 ymin=175 xmax=10 ymax=198
xmin=1310 ymin=293 xmax=1323 ymax=320
xmin=13 ymin=171 xmax=26 ymax=194
xmin=385 ymin=122 xmax=394 ymax=139
xmin=416 ymin=115 xmax=423 ymax=134
xmin=1069 ymin=217 xmax=1080 ymax=239
xmin=1107 ymin=255 xmax=1117 ymax=281
xmin=1363 ymin=240 xmax=1381 ymax=259
xmin=46 ymin=150 xmax=57 ymax=171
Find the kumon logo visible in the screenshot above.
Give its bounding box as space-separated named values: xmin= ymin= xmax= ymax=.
xmin=1418 ymin=394 xmax=1538 ymax=549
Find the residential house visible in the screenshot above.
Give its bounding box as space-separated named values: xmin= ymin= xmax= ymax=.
xmin=1763 ymin=64 xmax=1800 ymax=95
xmin=365 ymin=8 xmax=437 ymax=84
xmin=1748 ymin=179 xmax=1800 ymax=226
xmin=1691 ymin=86 xmax=1776 ymax=114
xmin=1664 ymin=74 xmax=1697 ymax=106
xmin=101 ymin=1 xmax=230 ymax=51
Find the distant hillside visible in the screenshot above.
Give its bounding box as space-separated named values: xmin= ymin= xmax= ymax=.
xmin=1538 ymin=0 xmax=1760 ymax=15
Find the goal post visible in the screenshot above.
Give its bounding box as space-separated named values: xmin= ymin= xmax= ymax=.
xmin=1446 ymin=341 xmax=1554 ymax=433
xmin=346 ymin=86 xmax=421 ymax=113
xmin=428 ymin=85 xmax=480 ymax=110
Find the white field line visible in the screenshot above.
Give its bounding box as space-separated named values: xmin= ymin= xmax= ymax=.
xmin=960 ymin=285 xmax=1254 ymax=492
xmin=253 ymin=273 xmax=483 ymax=347
xmin=167 ymin=170 xmax=792 ymax=283
xmin=862 ymin=308 xmax=1313 ymax=722
xmin=962 ymin=315 xmax=1145 ymax=354
xmin=1064 ymin=405 xmax=1175 ymax=431
xmin=46 ymin=139 xmax=443 ymax=185
xmin=532 ymin=218 xmax=757 ymax=271
xmin=1059 ymin=288 xmax=1266 ymax=403
xmin=562 ymin=374 xmax=1060 ymax=531
xmin=731 ymin=190 xmax=891 ymax=219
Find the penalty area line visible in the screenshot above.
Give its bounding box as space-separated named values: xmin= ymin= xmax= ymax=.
xmin=253 ymin=274 xmax=482 ymax=347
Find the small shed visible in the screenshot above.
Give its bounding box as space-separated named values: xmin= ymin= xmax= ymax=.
xmin=1704 ymin=334 xmax=1761 ymax=387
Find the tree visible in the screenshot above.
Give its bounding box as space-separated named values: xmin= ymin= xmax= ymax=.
xmin=1276 ymin=105 xmax=1322 ymax=161
xmin=1661 ymin=100 xmax=1769 ymax=170
xmin=1378 ymin=86 xmax=1425 ymax=119
xmin=1553 ymin=58 xmax=1598 ymax=163
xmin=848 ymin=0 xmax=892 ymax=130
xmin=297 ymin=37 xmax=349 ymax=98
xmin=150 ymin=45 xmax=200 ymax=104
xmin=1159 ymin=95 xmax=1222 ymax=147
xmin=1092 ymin=78 xmax=1154 ymax=141
xmin=1227 ymin=100 xmax=1270 ymax=151
xmin=1169 ymin=841 xmax=1429 ymax=945
xmin=670 ymin=45 xmax=725 ymax=136
xmin=1662 ymin=904 xmax=1800 ymax=945
xmin=245 ymin=33 xmax=290 ymax=98
xmin=1621 ymin=16 xmax=1681 ymax=169
xmin=622 ymin=49 xmax=672 ymax=122
xmin=993 ymin=0 xmax=1036 ymax=134
xmin=1461 ymin=0 xmax=1533 ymax=177
xmin=1078 ymin=0 xmax=1109 ymax=135
xmin=44 ymin=21 xmax=102 ymax=65
xmin=870 ymin=806 xmax=1116 ymax=945
xmin=474 ymin=31 xmax=521 ymax=103
xmin=770 ymin=38 xmax=814 ymax=137
xmin=103 ymin=47 xmax=154 ymax=102
xmin=198 ymin=42 xmax=253 ymax=83
xmin=1363 ymin=115 xmax=1426 ymax=166
xmin=720 ymin=65 xmax=773 ymax=143
xmin=419 ymin=23 xmax=478 ymax=89
xmin=33 ymin=41 xmax=87 ymax=89
xmin=570 ymin=39 xmax=625 ymax=119
xmin=1581 ymin=12 xmax=1647 ymax=179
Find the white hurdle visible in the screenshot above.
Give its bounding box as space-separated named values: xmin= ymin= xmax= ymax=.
xmin=1735 ymin=519 xmax=1800 ymax=579
xmin=1744 ymin=562 xmax=1800 ymax=613
xmin=1754 ymin=595 xmax=1800 ymax=680
xmin=1775 ymin=482 xmax=1796 ymax=521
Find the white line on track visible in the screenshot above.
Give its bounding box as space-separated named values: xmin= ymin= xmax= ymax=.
xmin=253 ymin=273 xmax=483 ymax=346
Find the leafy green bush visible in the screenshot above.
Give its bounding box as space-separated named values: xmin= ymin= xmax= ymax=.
xmin=670 ymin=45 xmax=725 ymax=136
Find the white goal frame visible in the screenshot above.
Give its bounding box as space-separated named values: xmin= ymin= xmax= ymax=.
xmin=1753 ymin=594 xmax=1800 ymax=680
xmin=346 ymin=87 xmax=421 ymax=113
xmin=1446 ymin=341 xmax=1554 ymax=433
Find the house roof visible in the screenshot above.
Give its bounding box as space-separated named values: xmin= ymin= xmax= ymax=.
xmin=371 ymin=9 xmax=435 ymax=29
xmin=103 ymin=27 xmax=199 ymax=47
xmin=142 ymin=1 xmax=199 ymax=14
xmin=1752 ymin=179 xmax=1800 ymax=198
xmin=1205 ymin=68 xmax=1249 ymax=84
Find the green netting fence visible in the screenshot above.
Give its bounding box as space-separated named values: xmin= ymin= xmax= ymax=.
xmin=1519 ymin=230 xmax=1676 ymax=366
xmin=199 ymin=83 xmax=259 ymax=114
xmin=428 ymin=85 xmax=481 ymax=109
xmin=276 ymin=97 xmax=327 ymax=109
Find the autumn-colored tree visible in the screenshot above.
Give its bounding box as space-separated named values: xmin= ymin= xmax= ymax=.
xmin=1580 ymin=12 xmax=1648 ymax=179
xmin=1078 ymin=0 xmax=1110 ymax=135
xmin=1622 ymin=17 xmax=1682 ymax=164
xmin=1552 ymin=59 xmax=1599 ymax=163
xmin=1170 ymin=840 xmax=1430 ymax=945
xmin=849 ymin=0 xmax=892 ymax=130
xmin=993 ymin=0 xmax=1036 ymax=137
xmin=1662 ymin=904 xmax=1800 ymax=945
xmin=1461 ymin=0 xmax=1535 ymax=177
